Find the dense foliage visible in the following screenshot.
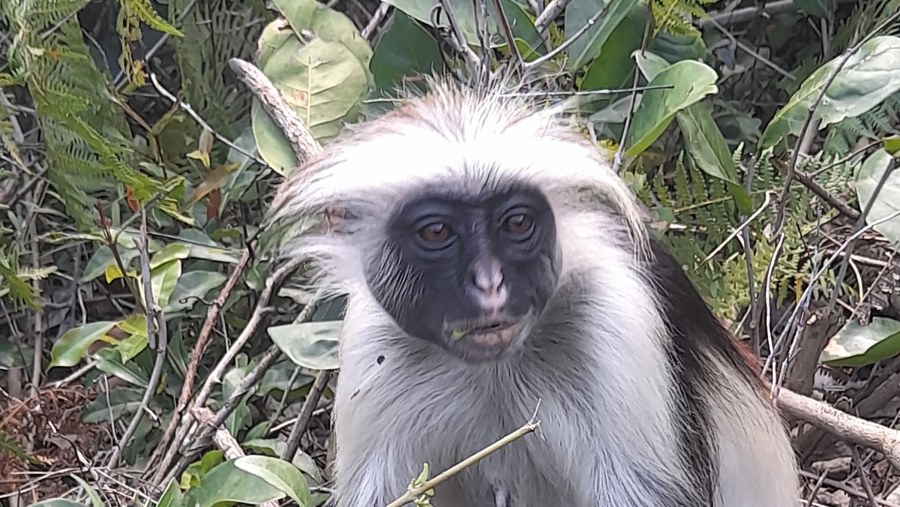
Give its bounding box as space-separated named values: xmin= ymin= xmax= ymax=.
xmin=2 ymin=0 xmax=900 ymax=505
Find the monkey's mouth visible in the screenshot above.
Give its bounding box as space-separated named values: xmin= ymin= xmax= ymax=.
xmin=443 ymin=317 xmax=527 ymax=360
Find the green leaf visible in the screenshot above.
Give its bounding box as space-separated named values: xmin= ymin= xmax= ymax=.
xmin=165 ymin=270 xmax=229 ymax=313
xmin=633 ymin=50 xmax=670 ymax=81
xmin=675 ymin=103 xmax=752 ymax=214
xmin=146 ymin=260 xmax=182 ymax=308
xmin=49 ymin=321 xmax=117 ymax=369
xmin=821 ymin=317 xmax=900 ymax=366
xmin=564 ymin=0 xmax=637 ymax=70
xmin=129 ymin=0 xmax=184 ymax=36
xmin=82 ymin=245 xmax=138 ymax=282
xmin=855 ymin=149 xmax=900 ymax=242
xmin=150 ymin=243 xmax=191 ymax=269
xmin=69 ymin=475 xmax=104 ymax=507
xmin=383 ymin=0 xmax=541 ymax=49
xmin=885 ymin=135 xmax=900 ymax=156
xmin=370 ymin=11 xmax=444 ymax=91
xmin=580 ymin=2 xmax=647 ymax=91
xmin=234 ymin=455 xmax=313 ymax=507
xmin=253 ymin=36 xmax=370 ymax=175
xmin=156 ymin=479 xmax=185 ymax=507
xmin=624 ymin=58 xmax=719 ymax=157
xmin=82 ymin=387 xmax=145 ymax=423
xmin=94 ymin=348 xmax=149 ymax=388
xmin=760 ymin=35 xmax=900 ymax=150
xmin=268 ymin=321 xmax=341 ymax=370
xmin=182 ymin=459 xmax=286 ymax=507
xmin=272 ymin=0 xmax=374 ymax=76
xmin=115 ymin=314 xmax=149 ymax=362
xmin=647 ymin=30 xmax=706 ymax=63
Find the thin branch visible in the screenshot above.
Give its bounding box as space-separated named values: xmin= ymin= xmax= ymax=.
xmin=534 ymin=0 xmax=570 ymax=34
xmin=613 ymin=4 xmax=653 ymax=174
xmin=107 ymin=208 xmax=168 ymax=470
xmin=385 ymin=416 xmax=541 ymax=507
xmin=363 ymin=2 xmax=393 ymax=39
xmin=827 ymin=158 xmax=896 ymax=312
xmin=280 ymin=370 xmax=332 ymax=462
xmin=524 ymin=1 xmax=612 ymax=70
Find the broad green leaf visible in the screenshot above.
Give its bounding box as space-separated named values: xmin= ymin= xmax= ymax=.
xmin=624 ymin=58 xmax=719 ymax=157
xmin=383 ymin=0 xmax=542 ymax=49
xmin=243 ymin=439 xmax=324 ymax=484
xmin=855 ymin=149 xmax=900 ymax=242
xmin=115 ymin=314 xmax=149 ymax=362
xmin=253 ymin=36 xmax=369 ymax=175
xmin=82 ymin=387 xmax=145 ymax=423
xmin=272 ymin=0 xmax=374 ymax=80
xmin=760 ymin=35 xmax=900 ymax=149
xmin=821 ymin=317 xmax=900 ymax=366
xmin=147 ymin=260 xmax=182 ymax=308
xmin=49 ymin=321 xmax=117 ymax=369
xmin=150 ymin=243 xmax=191 ymax=269
xmin=647 ymin=30 xmax=706 ymax=63
xmin=370 ymin=11 xmax=444 ymax=91
xmin=165 ymin=270 xmax=228 ymax=313
xmin=82 ymin=246 xmax=138 ymax=282
xmin=93 ymin=348 xmax=149 ymax=388
xmin=675 ymin=103 xmax=752 ymax=214
xmin=580 ymin=3 xmax=647 ymax=91
xmin=268 ymin=321 xmax=341 ymax=370
xmin=564 ymin=0 xmax=637 ymax=70
xmin=885 ymin=136 xmax=900 ymax=156
xmin=156 ymin=479 xmax=185 ymax=507
xmin=182 ymin=450 xmax=226 ymax=489
xmin=183 ymin=459 xmax=286 ymax=507
xmin=633 ymin=50 xmax=670 ymax=81
xmin=235 ymin=455 xmax=313 ymax=507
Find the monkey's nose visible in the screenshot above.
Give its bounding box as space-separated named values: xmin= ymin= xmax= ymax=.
xmin=471 ymin=259 xmax=508 ymax=312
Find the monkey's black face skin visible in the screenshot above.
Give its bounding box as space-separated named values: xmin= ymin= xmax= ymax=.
xmin=365 ymin=184 xmax=561 ymax=363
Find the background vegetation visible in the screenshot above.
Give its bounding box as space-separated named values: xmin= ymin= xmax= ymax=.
xmin=2 ymin=0 xmax=900 ymax=505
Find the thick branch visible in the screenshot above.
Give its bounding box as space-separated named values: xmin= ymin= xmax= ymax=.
xmin=776 ymin=388 xmax=900 ymax=469
xmin=228 ymin=58 xmax=321 ymax=162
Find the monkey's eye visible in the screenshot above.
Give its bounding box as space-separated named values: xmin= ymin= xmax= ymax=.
xmin=503 ymin=213 xmax=534 ymax=238
xmin=418 ymin=222 xmax=453 ymax=247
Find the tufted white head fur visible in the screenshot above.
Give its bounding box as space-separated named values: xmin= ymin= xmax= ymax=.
xmin=267 ymin=78 xmax=650 ymax=296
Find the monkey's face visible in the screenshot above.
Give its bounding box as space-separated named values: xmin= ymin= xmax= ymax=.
xmin=364 ymin=183 xmax=561 ymax=363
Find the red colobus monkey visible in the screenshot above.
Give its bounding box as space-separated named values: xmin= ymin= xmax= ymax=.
xmin=269 ymin=78 xmax=800 ymax=507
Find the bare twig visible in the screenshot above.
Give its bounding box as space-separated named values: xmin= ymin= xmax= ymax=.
xmin=827 ymin=158 xmax=896 ymax=312
xmin=385 ymin=415 xmax=541 ymax=507
xmin=524 ymin=1 xmax=614 ymax=70
xmin=107 ymin=208 xmax=169 ymax=470
xmin=148 ymin=72 xmax=272 ymax=169
xmin=363 ymin=2 xmax=393 ymax=39
xmin=149 ymin=248 xmax=252 ymax=472
xmin=613 ymin=4 xmax=653 ymax=174
xmin=280 ymin=369 xmax=332 ymax=462
xmin=534 ymin=0 xmax=570 ymax=34
xmin=164 ymin=344 xmax=284 ymax=486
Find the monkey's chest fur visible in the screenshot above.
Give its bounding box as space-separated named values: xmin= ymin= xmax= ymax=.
xmin=332 ymin=284 xmax=705 ymax=507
